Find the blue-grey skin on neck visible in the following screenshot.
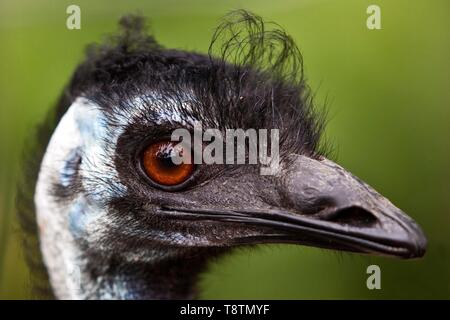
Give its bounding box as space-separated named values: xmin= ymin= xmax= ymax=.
xmin=34 ymin=96 xmax=214 ymax=299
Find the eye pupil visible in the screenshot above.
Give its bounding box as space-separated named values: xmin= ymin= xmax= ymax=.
xmin=155 ymin=145 xmax=178 ymax=169
xmin=142 ymin=141 xmax=193 ymax=187
xmin=158 ymin=154 xmax=177 ymax=169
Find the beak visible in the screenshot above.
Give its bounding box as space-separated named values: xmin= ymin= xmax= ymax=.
xmin=162 ymin=155 xmax=427 ymax=259
xmin=261 ymin=155 xmax=427 ymax=258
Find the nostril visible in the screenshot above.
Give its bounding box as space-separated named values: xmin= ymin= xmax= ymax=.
xmin=297 ymin=196 xmax=337 ymax=215
xmin=328 ymin=206 xmax=378 ymax=228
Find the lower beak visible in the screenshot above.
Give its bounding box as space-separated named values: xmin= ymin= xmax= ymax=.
xmin=229 ymin=206 xmax=426 ymax=258
xmin=163 ymin=204 xmax=426 ymax=258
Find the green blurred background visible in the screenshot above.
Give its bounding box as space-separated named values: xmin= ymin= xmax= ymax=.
xmin=0 ymin=0 xmax=449 ymax=299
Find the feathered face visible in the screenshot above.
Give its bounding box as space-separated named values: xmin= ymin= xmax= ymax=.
xmin=34 ymin=11 xmax=426 ymax=299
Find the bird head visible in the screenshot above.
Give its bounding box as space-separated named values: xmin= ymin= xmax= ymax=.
xmin=34 ymin=12 xmax=426 ymax=298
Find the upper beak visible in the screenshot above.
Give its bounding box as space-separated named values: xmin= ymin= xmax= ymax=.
xmin=162 ymin=155 xmax=427 ymax=259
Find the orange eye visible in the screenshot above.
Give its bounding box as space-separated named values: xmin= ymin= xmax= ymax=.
xmin=142 ymin=141 xmax=194 ymax=187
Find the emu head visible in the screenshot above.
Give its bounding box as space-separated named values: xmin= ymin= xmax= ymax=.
xmin=34 ymin=12 xmax=426 ymax=299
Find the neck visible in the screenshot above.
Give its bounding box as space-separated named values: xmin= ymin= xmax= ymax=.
xmin=40 ymin=234 xmax=220 ymax=299
xmin=79 ymin=251 xmax=216 ymax=299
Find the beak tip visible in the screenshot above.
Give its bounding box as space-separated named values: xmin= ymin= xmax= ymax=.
xmin=401 ymin=222 xmax=427 ymax=259
xmin=410 ymin=231 xmax=428 ymax=259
